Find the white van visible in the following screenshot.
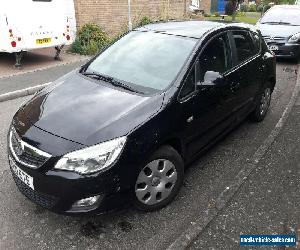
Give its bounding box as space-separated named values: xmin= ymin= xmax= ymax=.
xmin=0 ymin=0 xmax=76 ymax=67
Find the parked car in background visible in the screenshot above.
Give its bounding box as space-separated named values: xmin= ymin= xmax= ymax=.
xmin=7 ymin=21 xmax=276 ymax=215
xmin=0 ymin=0 xmax=76 ymax=67
xmin=256 ymin=5 xmax=300 ymax=61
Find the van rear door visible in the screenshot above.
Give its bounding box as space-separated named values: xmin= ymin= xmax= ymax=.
xmin=5 ymin=0 xmax=75 ymax=51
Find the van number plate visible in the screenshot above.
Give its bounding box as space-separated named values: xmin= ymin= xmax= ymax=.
xmin=36 ymin=38 xmax=51 ymax=45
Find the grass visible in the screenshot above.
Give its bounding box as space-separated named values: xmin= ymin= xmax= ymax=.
xmin=204 ymin=12 xmax=262 ymax=25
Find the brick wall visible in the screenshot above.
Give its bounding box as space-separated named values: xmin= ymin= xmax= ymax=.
xmin=199 ymin=0 xmax=211 ymax=14
xmin=74 ymin=0 xmax=191 ymax=36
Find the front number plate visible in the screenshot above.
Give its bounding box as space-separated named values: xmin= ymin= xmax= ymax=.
xmin=9 ymin=157 xmax=34 ymax=190
xmin=268 ymin=45 xmax=279 ymax=51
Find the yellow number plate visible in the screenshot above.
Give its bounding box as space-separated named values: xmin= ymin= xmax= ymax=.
xmin=36 ymin=38 xmax=51 ymax=45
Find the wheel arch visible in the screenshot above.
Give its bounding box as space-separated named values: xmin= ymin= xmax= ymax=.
xmin=162 ymin=137 xmax=185 ymax=161
xmin=268 ymin=76 xmax=276 ymax=92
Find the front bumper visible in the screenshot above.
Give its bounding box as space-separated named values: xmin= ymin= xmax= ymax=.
xmin=8 ymin=151 xmax=132 ymax=215
xmin=268 ymin=43 xmax=300 ymax=58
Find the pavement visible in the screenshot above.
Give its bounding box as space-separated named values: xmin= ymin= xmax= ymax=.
xmin=191 ymin=89 xmax=300 ymax=250
xmin=0 ymin=61 xmax=299 ymax=250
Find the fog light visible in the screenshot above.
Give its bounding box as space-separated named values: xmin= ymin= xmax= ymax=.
xmin=72 ymin=195 xmax=101 ymax=209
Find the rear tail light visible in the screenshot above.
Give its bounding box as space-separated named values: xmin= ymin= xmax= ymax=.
xmin=11 ymin=41 xmax=17 ymax=47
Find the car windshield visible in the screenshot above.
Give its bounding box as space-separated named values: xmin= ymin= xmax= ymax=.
xmin=86 ymin=31 xmax=197 ymax=94
xmin=260 ymin=7 xmax=300 ymax=25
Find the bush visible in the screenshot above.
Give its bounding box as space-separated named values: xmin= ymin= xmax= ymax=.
xmin=213 ymin=12 xmax=220 ymax=17
xmin=240 ymin=3 xmax=249 ymax=12
xmin=236 ymin=11 xmax=246 ymax=17
xmin=225 ymin=1 xmax=235 ymax=16
xmin=203 ymin=13 xmax=211 ymax=17
xmin=71 ymin=23 xmax=110 ymax=55
xmin=139 ymin=16 xmax=153 ymax=26
xmin=248 ymin=3 xmax=257 ymax=12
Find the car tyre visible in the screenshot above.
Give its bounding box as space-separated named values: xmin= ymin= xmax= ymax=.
xmin=133 ymin=145 xmax=184 ymax=212
xmin=250 ymin=84 xmax=272 ymax=122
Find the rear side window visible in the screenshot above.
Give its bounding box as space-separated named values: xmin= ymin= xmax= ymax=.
xmin=232 ymin=31 xmax=256 ymax=64
xmin=251 ymin=32 xmax=261 ymax=54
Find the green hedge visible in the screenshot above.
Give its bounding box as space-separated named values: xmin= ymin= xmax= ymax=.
xmin=71 ymin=24 xmax=110 ymax=56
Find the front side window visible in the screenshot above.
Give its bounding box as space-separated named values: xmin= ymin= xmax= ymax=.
xmin=87 ymin=31 xmax=197 ymax=94
xmin=198 ymin=33 xmax=232 ymax=81
xmin=179 ymin=67 xmax=196 ymax=99
xmin=232 ymin=31 xmax=255 ymax=64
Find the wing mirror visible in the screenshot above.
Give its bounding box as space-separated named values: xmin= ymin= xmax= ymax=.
xmin=197 ymin=71 xmax=223 ymax=88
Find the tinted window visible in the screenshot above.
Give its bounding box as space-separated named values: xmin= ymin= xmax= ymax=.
xmin=260 ymin=7 xmax=300 ymax=26
xmin=87 ymin=31 xmax=197 ymax=94
xmin=232 ymin=31 xmax=255 ymax=64
xmin=180 ymin=67 xmax=196 ymax=98
xmin=198 ymin=33 xmax=232 ymax=81
xmin=251 ymin=32 xmax=261 ymax=54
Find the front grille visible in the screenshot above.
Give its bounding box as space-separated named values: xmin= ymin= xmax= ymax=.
xmin=9 ymin=127 xmax=51 ymax=169
xmin=263 ymin=36 xmax=286 ymax=40
xmin=11 ymin=169 xmax=58 ymax=209
xmin=262 ymin=36 xmax=287 ymax=46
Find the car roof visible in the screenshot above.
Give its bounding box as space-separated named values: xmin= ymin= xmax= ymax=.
xmin=135 ymin=21 xmax=254 ymax=39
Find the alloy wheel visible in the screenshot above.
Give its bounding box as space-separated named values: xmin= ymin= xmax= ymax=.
xmin=260 ymin=88 xmax=271 ymax=116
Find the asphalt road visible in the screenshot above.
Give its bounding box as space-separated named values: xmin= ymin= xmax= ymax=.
xmin=0 ymin=60 xmax=88 ymax=95
xmin=0 ymin=61 xmax=298 ymax=250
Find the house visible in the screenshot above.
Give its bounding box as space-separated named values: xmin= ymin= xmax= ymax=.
xmin=73 ymin=0 xmax=213 ymax=35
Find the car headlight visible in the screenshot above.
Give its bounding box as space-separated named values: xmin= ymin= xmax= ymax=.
xmin=288 ymin=33 xmax=300 ymax=43
xmin=54 ymin=136 xmax=127 ymax=175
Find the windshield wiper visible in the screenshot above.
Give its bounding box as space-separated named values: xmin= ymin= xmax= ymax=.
xmin=109 ymin=78 xmax=144 ymax=94
xmin=82 ymin=72 xmax=113 ymax=82
xmin=261 ymin=21 xmax=292 ymax=25
xmin=82 ymin=71 xmax=143 ymax=94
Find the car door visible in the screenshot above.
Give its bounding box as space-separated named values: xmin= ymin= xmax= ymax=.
xmin=229 ymin=30 xmax=263 ymax=117
xmin=178 ymin=32 xmax=237 ymax=160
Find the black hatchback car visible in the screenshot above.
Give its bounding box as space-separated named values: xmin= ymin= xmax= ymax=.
xmin=8 ymin=21 xmax=276 ymax=215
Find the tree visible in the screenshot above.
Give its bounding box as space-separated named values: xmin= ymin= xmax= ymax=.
xmin=225 ymin=0 xmax=243 ymax=21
